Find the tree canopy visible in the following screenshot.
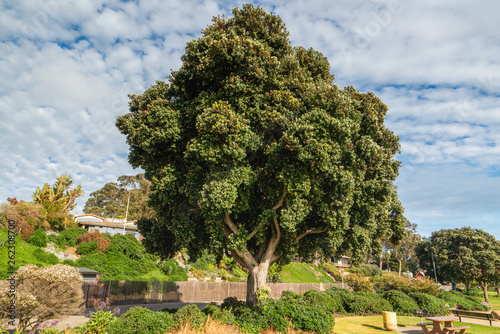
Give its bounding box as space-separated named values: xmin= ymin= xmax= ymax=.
xmin=117 ymin=4 xmax=405 ymax=303
xmin=83 ymin=174 xmax=154 ymax=220
xmin=31 ymin=175 xmax=83 ymax=230
xmin=417 ymin=227 xmax=500 ymax=303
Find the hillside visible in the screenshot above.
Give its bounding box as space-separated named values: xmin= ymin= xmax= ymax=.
xmin=0 ymin=227 xmax=340 ymax=284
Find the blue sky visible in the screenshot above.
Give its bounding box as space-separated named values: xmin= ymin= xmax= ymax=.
xmin=1 ymin=0 xmax=499 ymax=239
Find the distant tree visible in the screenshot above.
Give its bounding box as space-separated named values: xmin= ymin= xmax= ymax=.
xmin=417 ymin=227 xmax=500 ymax=303
xmin=32 ymin=175 xmax=84 ymax=230
xmin=391 ymin=220 xmax=420 ymax=276
xmin=83 ymin=174 xmax=154 ymax=220
xmin=117 ymin=5 xmax=406 ymax=304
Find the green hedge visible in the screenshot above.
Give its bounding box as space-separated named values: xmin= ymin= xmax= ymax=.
xmin=409 ymin=292 xmax=449 ymax=316
xmin=108 ymin=306 xmax=174 ymax=334
xmin=438 ymin=290 xmax=488 ymax=311
xmin=383 ymin=290 xmax=419 ymax=315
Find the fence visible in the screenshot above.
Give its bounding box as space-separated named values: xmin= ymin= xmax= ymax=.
xmin=82 ymin=281 xmax=344 ymax=307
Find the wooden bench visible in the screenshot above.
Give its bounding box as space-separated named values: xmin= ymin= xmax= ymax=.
xmin=450 ymin=309 xmax=496 ymax=326
xmin=443 ymin=325 xmax=470 ymax=334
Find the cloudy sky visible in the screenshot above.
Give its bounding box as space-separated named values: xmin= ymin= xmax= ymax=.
xmin=1 ymin=0 xmax=499 ymax=239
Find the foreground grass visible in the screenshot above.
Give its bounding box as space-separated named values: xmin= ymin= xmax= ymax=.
xmin=334 ymin=316 xmax=500 ymax=334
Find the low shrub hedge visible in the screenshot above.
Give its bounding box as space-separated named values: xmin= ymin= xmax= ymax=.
xmin=409 ymin=292 xmax=449 ymax=316
xmin=32 ymin=248 xmax=59 ymax=265
xmin=438 ymin=290 xmax=488 ymax=311
xmin=28 ymin=228 xmax=48 ymax=247
xmin=383 ymin=290 xmax=419 ymax=315
xmin=108 ymin=306 xmax=174 ymax=334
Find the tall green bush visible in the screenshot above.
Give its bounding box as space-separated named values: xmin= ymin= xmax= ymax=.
xmin=383 ymin=290 xmax=419 ymax=315
xmin=347 ymin=292 xmax=393 ymax=315
xmin=28 ymin=229 xmax=47 ymax=247
xmin=408 ymin=292 xmax=449 ymax=316
xmin=438 ymin=290 xmax=488 ymax=311
xmin=108 ymin=306 xmax=174 ymax=334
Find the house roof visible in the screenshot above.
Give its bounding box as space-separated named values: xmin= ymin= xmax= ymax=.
xmin=75 ymin=267 xmax=101 ymax=275
xmin=75 ymin=213 xmax=105 ymax=220
xmin=78 ymin=220 xmax=138 ymax=231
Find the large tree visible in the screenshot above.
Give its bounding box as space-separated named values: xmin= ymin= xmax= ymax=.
xmin=117 ymin=4 xmax=405 ymax=304
xmin=83 ymin=174 xmax=154 ymax=220
xmin=418 ymin=227 xmax=500 ymax=303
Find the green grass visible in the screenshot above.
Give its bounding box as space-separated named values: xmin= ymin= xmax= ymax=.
xmin=0 ymin=228 xmax=60 ymax=279
xmin=279 ymin=262 xmax=336 ymax=283
xmin=488 ymin=291 xmax=500 ymax=310
xmin=334 ymin=316 xmax=500 ymax=334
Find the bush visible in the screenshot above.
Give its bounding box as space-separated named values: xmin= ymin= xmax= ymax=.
xmin=77 ymin=310 xmax=118 ymax=334
xmin=350 ymin=264 xmax=382 ymax=277
xmin=464 ymin=288 xmax=483 ymax=297
xmin=372 ymin=274 xmax=411 ymax=293
xmin=172 ymin=304 xmax=207 ymax=329
xmin=57 ymin=227 xmax=87 ymax=247
xmin=108 ymin=306 xmax=174 ymax=334
xmin=326 ymin=287 xmax=354 ymax=314
xmin=303 ymin=289 xmax=345 ymax=314
xmin=161 ymin=259 xmax=188 ymax=281
xmin=32 ymin=248 xmax=59 ymax=265
xmin=409 ymin=292 xmax=449 ymax=316
xmin=77 ymin=240 xmax=99 ymax=255
xmin=347 ymin=292 xmax=393 ymax=315
xmin=383 ymin=290 xmax=420 ymax=315
xmin=202 ymin=303 xmax=235 ymax=325
xmin=408 ymin=279 xmax=440 ymax=296
xmin=438 ymin=290 xmax=488 ymax=311
xmin=0 ymin=264 xmax=84 ymax=331
xmin=345 ymin=273 xmax=375 ymax=292
xmin=77 ymin=231 xmax=110 ymax=252
xmin=28 ymin=228 xmax=48 ymax=247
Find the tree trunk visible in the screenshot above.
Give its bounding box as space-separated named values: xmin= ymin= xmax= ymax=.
xmin=246 ymin=262 xmax=270 ymax=305
xmin=482 ymin=283 xmax=490 ymax=304
xmin=497 ymin=285 xmax=500 ymax=297
xmin=379 ymin=254 xmax=383 ymax=270
xmin=398 ymin=259 xmax=402 ymax=277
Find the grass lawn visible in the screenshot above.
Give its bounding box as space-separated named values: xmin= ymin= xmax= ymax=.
xmin=334 ymin=316 xmax=500 ymax=334
xmin=488 ymin=291 xmax=500 ymax=310
xmin=279 ymin=262 xmax=335 ymax=283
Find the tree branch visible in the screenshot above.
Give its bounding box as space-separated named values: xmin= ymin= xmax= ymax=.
xmin=224 ymin=212 xmax=239 ymax=234
xmin=273 ymin=185 xmax=287 ymax=210
xmin=296 ymin=226 xmax=329 ymax=241
xmin=247 ymin=222 xmax=262 ymax=240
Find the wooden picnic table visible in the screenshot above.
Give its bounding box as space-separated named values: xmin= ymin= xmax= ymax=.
xmin=416 ymin=316 xmax=469 ymax=334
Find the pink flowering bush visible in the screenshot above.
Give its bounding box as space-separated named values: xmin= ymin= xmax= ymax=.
xmin=0 ymin=264 xmax=84 ymax=331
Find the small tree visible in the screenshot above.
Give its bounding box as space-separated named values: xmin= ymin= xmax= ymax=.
xmin=118 ymin=4 xmax=406 ymax=304
xmin=0 ymin=264 xmax=84 ymax=331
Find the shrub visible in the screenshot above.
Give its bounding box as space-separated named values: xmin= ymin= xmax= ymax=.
xmin=347 ymin=292 xmax=393 ymax=315
xmin=0 ymin=264 xmax=84 ymax=331
xmin=383 ymin=290 xmax=420 ymax=315
xmin=350 ymin=264 xmax=382 ymax=277
xmin=76 ymin=240 xmax=99 ymax=255
xmin=172 ymin=304 xmax=207 ymax=329
xmin=372 ymin=274 xmax=411 ymax=293
xmin=77 ymin=310 xmax=118 ymax=334
xmin=408 ymin=279 xmax=440 ymax=296
xmin=303 ymin=289 xmax=345 ymax=314
xmin=464 ymin=288 xmax=483 ymax=297
xmin=326 ymin=287 xmax=354 ymax=314
xmin=77 ymin=231 xmax=109 ymax=252
xmin=202 ymin=303 xmax=235 ymax=325
xmin=108 ymin=306 xmax=174 ymax=334
xmin=345 ymin=273 xmax=375 ymax=292
xmin=57 ymin=227 xmax=87 ymax=247
xmin=438 ymin=290 xmax=488 ymax=311
xmin=161 ymin=259 xmax=188 ymax=281
xmin=260 ymin=297 xmax=335 ymax=334
xmin=32 ymin=248 xmax=59 ymax=265
xmin=28 ymin=228 xmax=48 ymax=247
xmin=409 ymin=292 xmax=449 ymax=316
